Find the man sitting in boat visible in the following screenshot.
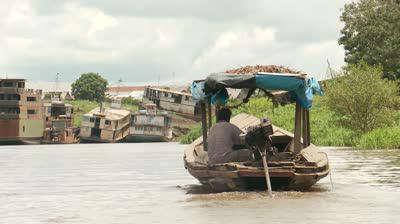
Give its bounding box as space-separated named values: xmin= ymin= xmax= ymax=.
xmin=207 ymin=108 xmax=256 ymax=166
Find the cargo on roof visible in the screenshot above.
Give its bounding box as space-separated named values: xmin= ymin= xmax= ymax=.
xmin=191 ymin=65 xmax=323 ymax=109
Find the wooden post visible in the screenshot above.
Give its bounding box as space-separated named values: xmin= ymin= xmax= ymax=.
xmin=293 ymin=102 xmax=302 ymax=154
xmin=302 ymin=108 xmax=309 ymax=148
xmin=215 ymin=104 xmax=220 ymax=123
xmin=306 ymin=110 xmax=311 ymax=146
xmin=207 ymin=97 xmax=212 ymax=130
xmin=200 ymin=101 xmax=208 ymax=151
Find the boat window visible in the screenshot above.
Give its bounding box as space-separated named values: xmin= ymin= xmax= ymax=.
xmin=174 ymin=95 xmax=182 ymax=104
xmin=27 ymin=109 xmax=36 ymax=115
xmin=0 ymin=107 xmax=20 ymax=114
xmin=6 ymin=94 xmax=20 ymax=101
xmin=90 ymin=118 xmax=95 ymax=123
xmin=0 ymin=94 xmax=4 ymax=100
xmin=27 ymin=97 xmax=36 ymax=102
xmin=105 ymin=120 xmax=111 ymax=125
xmin=3 ymin=82 xmax=14 ymax=87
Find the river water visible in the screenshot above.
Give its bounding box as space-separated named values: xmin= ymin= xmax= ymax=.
xmin=0 ymin=143 xmax=399 ymax=224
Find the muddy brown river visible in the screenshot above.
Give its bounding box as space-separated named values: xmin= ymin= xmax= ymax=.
xmin=0 ymin=143 xmax=399 ymax=224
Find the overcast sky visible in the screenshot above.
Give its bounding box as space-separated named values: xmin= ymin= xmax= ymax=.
xmin=0 ymin=0 xmax=354 ymax=86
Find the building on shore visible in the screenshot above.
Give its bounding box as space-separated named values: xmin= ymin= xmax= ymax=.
xmin=0 ymin=79 xmax=45 ymax=144
xmin=142 ymin=87 xmax=200 ymax=117
xmin=106 ymin=86 xmax=146 ymax=100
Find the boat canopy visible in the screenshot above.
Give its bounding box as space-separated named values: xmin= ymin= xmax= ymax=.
xmin=191 ymin=72 xmax=323 ymax=109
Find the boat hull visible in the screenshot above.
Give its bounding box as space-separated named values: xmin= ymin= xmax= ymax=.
xmin=185 ymin=163 xmax=329 ymax=192
xmin=125 ymin=134 xmax=170 ymax=143
xmin=40 ymin=140 xmax=78 ymax=144
xmin=183 ymin=113 xmax=330 ymax=192
xmin=79 ymin=137 xmax=119 ymax=143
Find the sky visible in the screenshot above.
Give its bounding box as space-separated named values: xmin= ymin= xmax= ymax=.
xmin=0 ymin=0 xmax=354 ymax=88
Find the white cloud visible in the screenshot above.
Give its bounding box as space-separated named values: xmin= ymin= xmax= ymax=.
xmin=0 ymin=0 xmax=350 ymax=84
xmin=193 ymin=27 xmax=277 ymax=72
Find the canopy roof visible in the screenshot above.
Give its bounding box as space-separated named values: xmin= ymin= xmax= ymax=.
xmin=191 ymin=72 xmax=323 ymax=109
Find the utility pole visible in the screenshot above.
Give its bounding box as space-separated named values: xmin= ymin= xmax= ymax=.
xmin=55 ymin=73 xmax=60 ymax=92
xmin=326 ymin=59 xmax=333 ymax=79
xmin=116 ymin=78 xmax=123 ymax=96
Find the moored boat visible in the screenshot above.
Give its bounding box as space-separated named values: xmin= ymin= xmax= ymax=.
xmin=184 ymin=69 xmax=329 ymax=191
xmin=0 ymin=79 xmax=45 ymax=145
xmin=42 ymin=101 xmax=78 ymax=144
xmin=126 ymin=104 xmax=172 ymax=142
xmin=79 ymin=100 xmax=130 ymax=143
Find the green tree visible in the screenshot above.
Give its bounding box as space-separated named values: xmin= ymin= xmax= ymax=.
xmin=339 ymin=0 xmax=400 ymax=80
xmin=71 ymin=73 xmax=108 ymax=102
xmin=325 ymin=62 xmax=399 ymax=133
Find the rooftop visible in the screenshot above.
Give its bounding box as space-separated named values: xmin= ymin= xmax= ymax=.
xmin=84 ymin=107 xmax=131 ymax=120
xmin=107 ymin=86 xmax=147 ymax=93
xmin=146 ymin=87 xmax=192 ymax=97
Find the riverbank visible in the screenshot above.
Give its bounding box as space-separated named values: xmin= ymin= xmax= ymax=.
xmin=179 ymin=96 xmax=400 ymax=149
xmin=65 ymin=100 xmax=196 ymax=139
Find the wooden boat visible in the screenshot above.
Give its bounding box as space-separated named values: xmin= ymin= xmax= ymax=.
xmin=79 ymin=100 xmax=130 ymax=143
xmin=125 ymin=104 xmax=172 ymax=142
xmin=41 ymin=101 xmax=78 ymax=144
xmin=0 ymin=79 xmax=45 ymax=145
xmin=184 ymin=70 xmax=329 ymax=191
xmin=184 ymin=113 xmax=329 ymax=191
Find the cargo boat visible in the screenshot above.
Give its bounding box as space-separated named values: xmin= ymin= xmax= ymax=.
xmin=0 ymin=79 xmax=45 ymax=145
xmin=184 ymin=70 xmax=329 ymax=191
xmin=42 ymin=101 xmax=78 ymax=144
xmin=126 ymin=103 xmax=172 ymax=142
xmin=79 ymin=100 xmax=130 ymax=143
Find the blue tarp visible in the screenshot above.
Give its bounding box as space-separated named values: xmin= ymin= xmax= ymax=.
xmin=255 ymin=75 xmax=323 ymax=109
xmin=191 ymin=73 xmax=324 ymax=109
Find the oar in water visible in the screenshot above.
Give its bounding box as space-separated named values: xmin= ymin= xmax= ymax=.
xmin=258 ymin=147 xmax=273 ymax=198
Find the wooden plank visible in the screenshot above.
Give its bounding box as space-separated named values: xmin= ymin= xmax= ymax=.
xmin=302 ymin=108 xmax=309 ymax=147
xmin=207 ymin=97 xmax=212 ymax=130
xmin=306 ymin=109 xmax=311 ymax=146
xmin=215 ymin=104 xmax=220 ymax=123
xmin=239 ymin=169 xmax=294 ymax=178
xmin=293 ymin=102 xmax=302 ymax=154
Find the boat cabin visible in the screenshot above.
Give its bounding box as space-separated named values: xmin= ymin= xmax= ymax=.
xmin=127 ymin=103 xmax=172 ymax=142
xmin=80 ymin=106 xmax=131 ymax=143
xmin=42 ymin=101 xmax=77 ymax=144
xmin=143 ymin=87 xmax=200 ymax=117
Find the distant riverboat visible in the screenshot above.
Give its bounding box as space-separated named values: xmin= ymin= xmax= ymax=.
xmin=79 ymin=100 xmax=130 ymax=143
xmin=0 ymin=79 xmax=45 ymax=145
xmin=42 ymin=101 xmax=78 ymax=144
xmin=126 ymin=104 xmax=172 ymax=142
